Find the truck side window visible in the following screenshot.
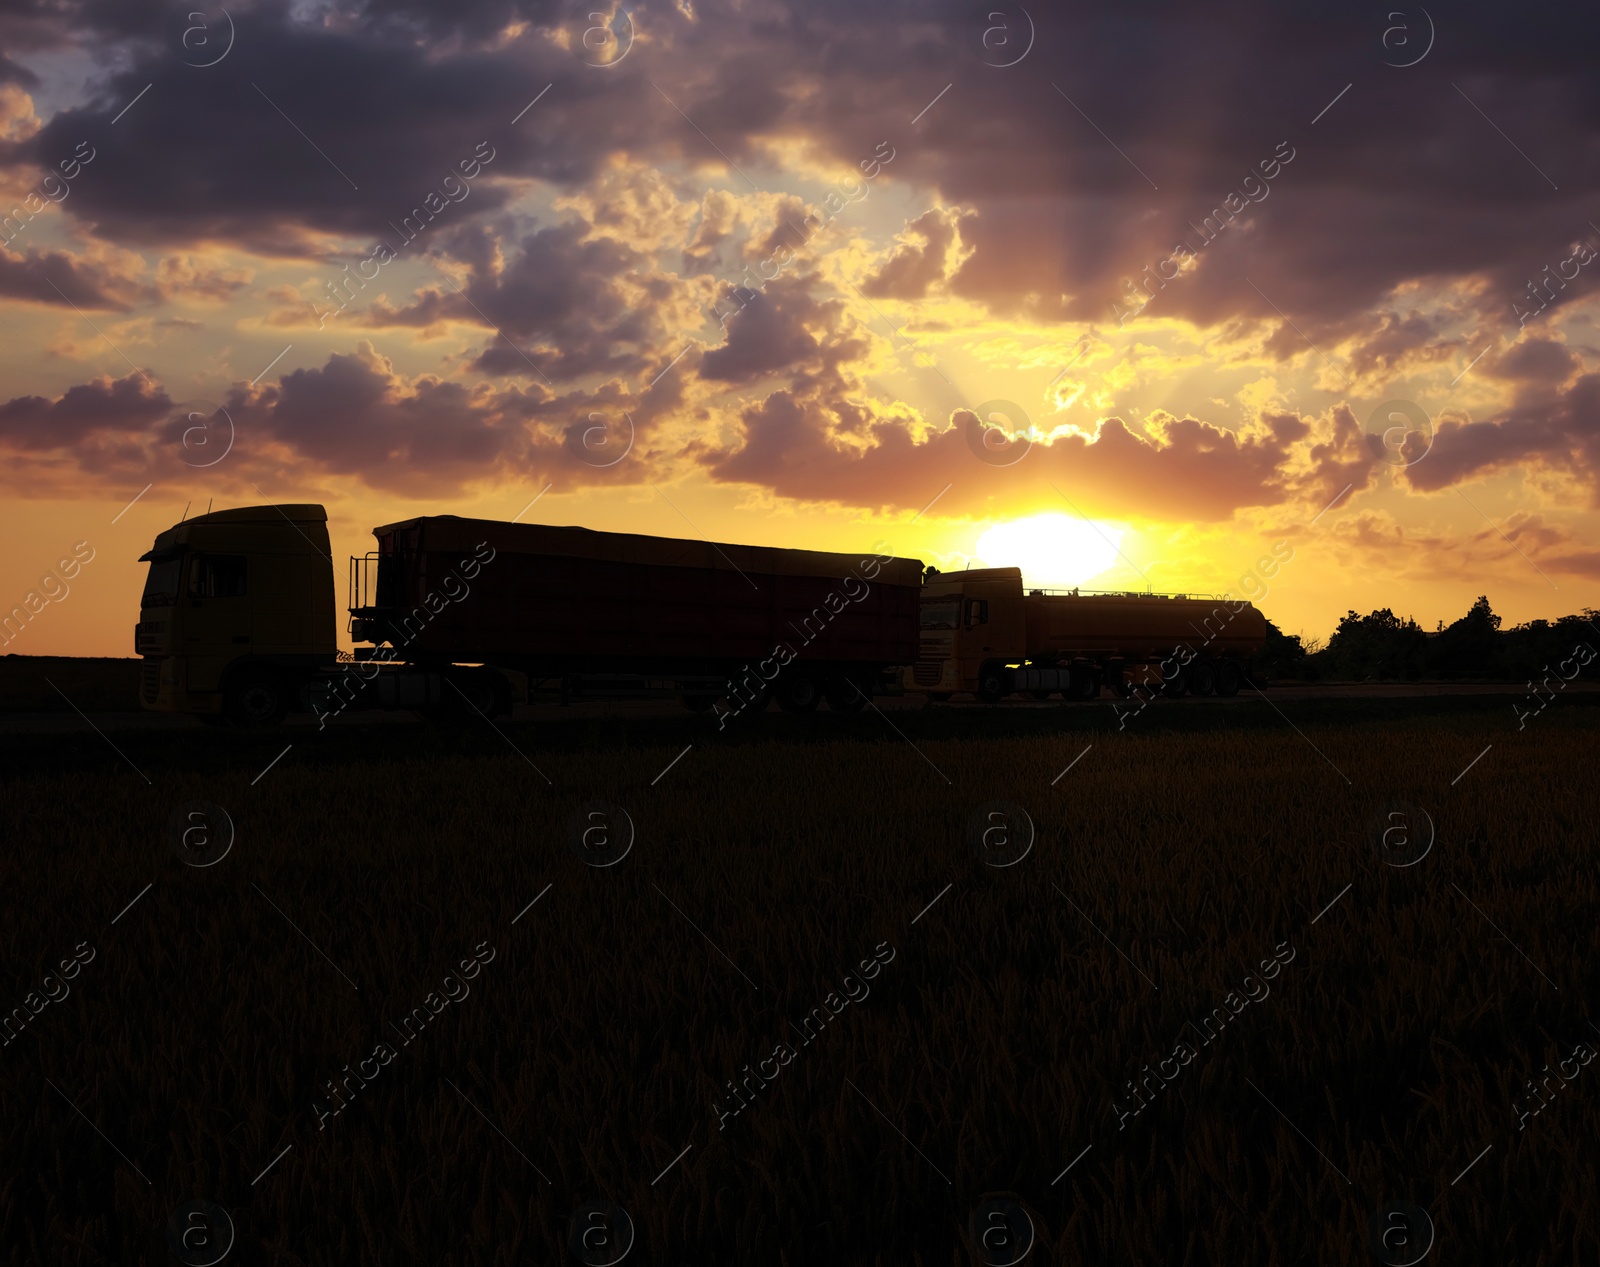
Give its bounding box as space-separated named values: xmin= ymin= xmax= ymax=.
xmin=965 ymin=598 xmax=988 ymax=627
xmin=190 ymin=554 xmax=248 ymax=599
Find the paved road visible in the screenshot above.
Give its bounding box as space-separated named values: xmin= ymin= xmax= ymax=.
xmin=1 ymin=681 xmax=1589 ymax=734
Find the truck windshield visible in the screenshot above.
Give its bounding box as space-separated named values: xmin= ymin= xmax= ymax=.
xmin=920 ymin=596 xmax=961 ymax=630
xmin=141 ymin=555 xmax=184 ymax=608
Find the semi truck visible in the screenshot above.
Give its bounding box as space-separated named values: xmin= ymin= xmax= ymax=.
xmin=135 ymin=503 xmax=923 ymax=726
xmin=133 ymin=503 xmax=1268 ymax=726
xmin=906 ymin=566 xmax=1267 ymax=702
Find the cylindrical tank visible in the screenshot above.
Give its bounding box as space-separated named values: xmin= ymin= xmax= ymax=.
xmin=1023 ymin=593 xmax=1266 ymax=660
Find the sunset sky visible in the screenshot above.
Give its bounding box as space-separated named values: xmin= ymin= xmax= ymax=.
xmin=2 ymin=0 xmax=1596 ymax=657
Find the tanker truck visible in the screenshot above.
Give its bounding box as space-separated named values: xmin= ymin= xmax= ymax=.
xmin=905 ymin=567 xmax=1267 ymax=703
xmin=134 ymin=503 xmax=923 ymax=726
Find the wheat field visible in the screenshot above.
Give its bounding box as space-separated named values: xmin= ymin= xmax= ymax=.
xmin=1 ymin=694 xmax=1595 ymax=1265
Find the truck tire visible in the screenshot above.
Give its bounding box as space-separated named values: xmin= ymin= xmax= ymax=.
xmin=1188 ymin=659 xmax=1218 ymax=697
xmin=224 ymin=666 xmax=290 ymax=728
xmin=776 ymin=675 xmax=821 ymax=713
xmin=976 ymin=664 xmax=1008 ymax=705
xmin=1162 ymin=669 xmax=1190 ymax=698
xmin=1067 ymin=664 xmax=1099 ymax=700
xmin=824 ymin=676 xmax=868 ymax=713
xmin=1216 ymin=660 xmax=1243 ymax=697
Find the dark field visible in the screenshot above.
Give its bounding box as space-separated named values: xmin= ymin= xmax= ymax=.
xmin=2 ymin=669 xmax=1598 ymax=1265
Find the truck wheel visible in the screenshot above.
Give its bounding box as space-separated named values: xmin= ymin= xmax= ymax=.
xmin=467 ymin=669 xmax=512 ymax=717
xmin=976 ymin=665 xmax=1008 ymax=705
xmin=1216 ymin=660 xmax=1243 ymax=697
xmin=824 ymin=677 xmax=868 ymax=713
xmin=1067 ymin=665 xmax=1099 ymax=700
xmin=1188 ymin=659 xmax=1218 ymax=697
xmin=1162 ymin=670 xmax=1190 ymax=698
xmin=776 ymin=676 xmax=821 ymax=713
xmin=224 ymin=667 xmax=289 ymax=728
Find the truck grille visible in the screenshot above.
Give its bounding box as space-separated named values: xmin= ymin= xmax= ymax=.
xmin=140 ymin=658 xmax=162 ymax=704
xmin=913 ymin=659 xmax=944 ymax=686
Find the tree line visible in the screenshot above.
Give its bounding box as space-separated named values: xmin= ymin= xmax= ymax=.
xmin=1258 ymin=596 xmax=1600 ymax=682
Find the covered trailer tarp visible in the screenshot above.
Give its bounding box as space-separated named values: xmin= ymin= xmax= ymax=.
xmin=359 ymin=515 xmax=923 ymax=675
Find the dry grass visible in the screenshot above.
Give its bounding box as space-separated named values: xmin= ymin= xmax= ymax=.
xmin=0 ymin=697 xmax=1596 ymax=1265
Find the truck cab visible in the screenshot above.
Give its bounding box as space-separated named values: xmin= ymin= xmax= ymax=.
xmin=905 ymin=568 xmax=1028 ymax=700
xmin=136 ymin=504 xmax=335 ymax=724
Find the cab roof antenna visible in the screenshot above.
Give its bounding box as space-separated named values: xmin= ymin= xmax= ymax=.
xmin=181 ymin=501 xmax=190 ymax=522
xmin=207 ymin=498 xmax=213 ymax=515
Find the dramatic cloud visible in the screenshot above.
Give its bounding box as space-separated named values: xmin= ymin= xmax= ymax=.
xmin=0 ymin=0 xmax=1596 ymax=625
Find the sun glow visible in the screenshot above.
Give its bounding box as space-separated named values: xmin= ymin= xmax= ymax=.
xmin=974 ymin=513 xmax=1125 ymax=589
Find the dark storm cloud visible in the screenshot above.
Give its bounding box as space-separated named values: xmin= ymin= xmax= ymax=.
xmin=1405 ymin=373 xmax=1600 ymax=502
xmin=0 ymin=56 xmax=40 ymax=87
xmin=354 ymin=219 xmax=661 ymax=382
xmin=0 ymin=346 xmax=693 ymax=495
xmin=698 ymin=274 xmax=842 ymax=386
xmin=863 ymin=207 xmax=960 ymax=301
xmin=703 ymin=387 xmax=1375 ymax=523
xmin=10 ymin=0 xmax=1599 ymax=335
xmin=0 ymin=373 xmax=170 ymax=448
xmin=18 ymin=11 xmax=543 ymax=249
xmin=0 ymin=245 xmax=129 ymax=308
xmin=4 ymin=0 xmax=1600 ymax=511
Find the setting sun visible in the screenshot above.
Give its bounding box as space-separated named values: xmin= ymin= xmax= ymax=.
xmin=975 ymin=513 xmax=1126 ymax=589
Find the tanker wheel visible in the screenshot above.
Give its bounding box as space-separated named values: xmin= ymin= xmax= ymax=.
xmin=1216 ymin=660 xmax=1244 ymax=697
xmin=1188 ymin=658 xmax=1218 ymax=697
xmin=776 ymin=676 xmax=822 ymax=713
xmin=1067 ymin=665 xmax=1099 ymax=700
xmin=976 ymin=665 xmax=1008 ymax=705
xmin=223 ymin=666 xmax=289 ymax=729
xmin=823 ymin=676 xmax=868 ymax=713
xmin=447 ymin=669 xmax=510 ymax=718
xmin=1162 ymin=670 xmax=1190 ymax=698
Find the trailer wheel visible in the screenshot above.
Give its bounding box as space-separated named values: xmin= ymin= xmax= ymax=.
xmin=224 ymin=666 xmax=290 ymax=728
xmin=776 ymin=675 xmax=822 ymax=713
xmin=1216 ymin=660 xmax=1243 ymax=697
xmin=1162 ymin=669 xmax=1190 ymax=698
xmin=1067 ymin=665 xmax=1099 ymax=700
xmin=824 ymin=676 xmax=869 ymax=713
xmin=976 ymin=664 xmax=1008 ymax=705
xmin=1188 ymin=659 xmax=1218 ymax=697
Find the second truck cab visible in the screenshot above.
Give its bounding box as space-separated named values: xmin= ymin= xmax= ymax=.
xmin=905 ymin=567 xmax=1266 ymax=702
